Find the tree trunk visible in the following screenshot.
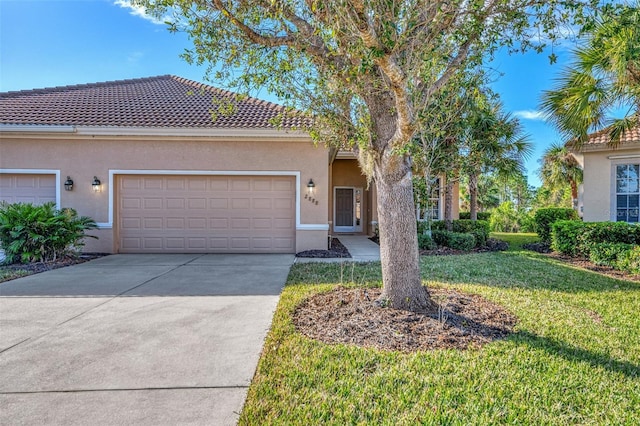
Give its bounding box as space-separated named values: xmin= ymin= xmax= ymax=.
xmin=570 ymin=179 xmax=578 ymax=211
xmin=469 ymin=172 xmax=478 ymax=221
xmin=444 ymin=175 xmax=454 ymax=231
xmin=373 ymin=157 xmax=437 ymax=313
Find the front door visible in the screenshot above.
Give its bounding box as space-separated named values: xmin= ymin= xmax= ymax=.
xmin=333 ymin=187 xmax=363 ymax=233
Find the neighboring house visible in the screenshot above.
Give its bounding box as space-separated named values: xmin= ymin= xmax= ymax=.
xmin=570 ymin=127 xmax=640 ymax=223
xmin=0 ymin=75 xmax=456 ymax=254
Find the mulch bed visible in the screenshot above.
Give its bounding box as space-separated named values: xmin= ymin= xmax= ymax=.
xmin=546 ymin=253 xmax=640 ymax=282
xmin=0 ymin=253 xmax=108 ymax=282
xmin=296 ymin=237 xmax=351 ymax=258
xmin=294 ymin=286 xmax=517 ymax=352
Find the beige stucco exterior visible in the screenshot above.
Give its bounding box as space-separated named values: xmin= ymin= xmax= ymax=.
xmin=574 ymin=141 xmax=640 ymax=222
xmin=0 ymin=130 xmax=329 ymax=253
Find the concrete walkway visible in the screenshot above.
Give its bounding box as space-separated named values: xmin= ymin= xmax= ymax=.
xmin=296 ymin=235 xmax=381 ymax=263
xmin=0 ymin=254 xmax=293 ymax=425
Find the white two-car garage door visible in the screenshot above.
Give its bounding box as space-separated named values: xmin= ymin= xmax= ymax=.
xmin=117 ymin=175 xmax=296 ymax=254
xmin=0 ymin=174 xmax=56 ymax=205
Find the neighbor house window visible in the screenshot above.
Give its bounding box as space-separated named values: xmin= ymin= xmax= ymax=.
xmin=616 ymin=164 xmax=639 ymax=223
xmin=428 ymin=178 xmax=441 ymax=221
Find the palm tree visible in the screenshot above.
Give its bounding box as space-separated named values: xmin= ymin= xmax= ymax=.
xmin=540 ymin=4 xmax=640 ymax=147
xmin=461 ymin=98 xmax=532 ymax=220
xmin=538 ymin=143 xmax=583 ymax=210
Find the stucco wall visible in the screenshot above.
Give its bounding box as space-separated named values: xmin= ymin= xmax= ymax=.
xmin=0 ymin=132 xmax=329 ymax=253
xmin=581 ymin=144 xmax=640 ymax=222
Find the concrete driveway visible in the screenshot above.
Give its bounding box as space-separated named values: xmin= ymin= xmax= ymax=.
xmin=0 ymin=254 xmax=293 ymax=425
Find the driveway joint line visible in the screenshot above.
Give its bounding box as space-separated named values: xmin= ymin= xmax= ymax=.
xmin=0 ymin=337 xmax=31 ymax=355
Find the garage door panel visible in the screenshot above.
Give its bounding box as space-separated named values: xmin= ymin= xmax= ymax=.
xmin=0 ymin=174 xmax=56 ymax=205
xmin=231 ymin=198 xmax=250 ymax=209
xmin=231 ymin=179 xmax=251 ymax=191
xmin=166 ymin=218 xmax=185 ymax=229
xmin=210 ymin=198 xmax=228 ymax=209
xmin=118 ymin=175 xmax=295 ymax=253
xmin=166 ymin=198 xmax=185 ymax=209
xmin=210 ymin=218 xmax=229 ymax=229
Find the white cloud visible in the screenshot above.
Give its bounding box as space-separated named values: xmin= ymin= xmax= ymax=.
xmin=513 ymin=110 xmax=547 ymax=121
xmin=113 ymin=0 xmax=170 ymax=25
xmin=127 ymin=51 xmax=144 ymax=64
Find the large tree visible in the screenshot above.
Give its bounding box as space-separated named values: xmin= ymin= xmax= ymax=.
xmin=540 ymin=3 xmax=640 ymax=147
xmin=459 ymin=97 xmax=532 ymax=221
xmin=137 ymin=0 xmax=599 ymax=312
xmin=538 ymin=142 xmax=583 ymax=209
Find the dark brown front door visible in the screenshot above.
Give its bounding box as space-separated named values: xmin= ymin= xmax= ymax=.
xmin=335 ymin=188 xmax=354 ymax=228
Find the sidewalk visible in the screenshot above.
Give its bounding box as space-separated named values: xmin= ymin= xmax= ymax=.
xmin=296 ymin=235 xmax=380 ymax=263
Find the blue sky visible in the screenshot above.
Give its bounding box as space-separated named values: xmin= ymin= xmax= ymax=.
xmin=1 ymin=0 xmax=576 ymax=187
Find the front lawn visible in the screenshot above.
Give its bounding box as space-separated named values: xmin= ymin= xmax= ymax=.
xmin=240 ymin=250 xmax=640 ymax=424
xmin=490 ymin=231 xmax=538 ymax=251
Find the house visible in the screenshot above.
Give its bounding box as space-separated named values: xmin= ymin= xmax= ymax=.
xmin=0 ymin=75 xmax=456 ymax=254
xmin=571 ymin=127 xmax=640 ymax=223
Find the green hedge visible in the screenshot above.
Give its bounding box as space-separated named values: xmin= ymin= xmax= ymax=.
xmin=429 ymin=220 xmax=489 ymax=247
xmin=589 ymin=243 xmax=634 ymax=267
xmin=551 ymin=220 xmax=588 ymax=256
xmin=617 ymin=246 xmax=640 ymax=275
xmin=459 ymin=211 xmax=492 ymax=221
xmin=551 ymin=220 xmax=640 ymax=275
xmin=0 ymin=202 xmax=97 ymax=264
xmin=534 ymin=208 xmax=579 ymax=242
xmin=432 ymin=230 xmax=476 ymax=251
xmin=417 ymin=233 xmax=436 ymax=250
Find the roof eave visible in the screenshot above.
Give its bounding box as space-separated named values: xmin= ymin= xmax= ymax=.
xmin=0 ymin=124 xmax=311 ymax=140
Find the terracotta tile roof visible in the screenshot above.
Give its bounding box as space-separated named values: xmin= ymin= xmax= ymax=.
xmin=581 ymin=124 xmax=640 ymax=146
xmin=0 ymin=75 xmax=308 ymax=129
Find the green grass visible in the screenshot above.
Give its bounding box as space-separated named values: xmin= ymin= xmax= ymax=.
xmin=240 ymin=249 xmax=640 ymax=425
xmin=491 ymin=232 xmax=539 ymax=251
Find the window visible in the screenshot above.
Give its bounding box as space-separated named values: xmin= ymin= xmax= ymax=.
xmin=616 ymin=164 xmax=639 ymax=223
xmin=428 ymin=178 xmax=441 ymax=221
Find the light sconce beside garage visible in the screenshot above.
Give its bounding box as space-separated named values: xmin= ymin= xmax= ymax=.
xmin=64 ymin=176 xmax=74 ymax=191
xmin=92 ymin=176 xmax=102 ymax=192
xmin=305 ymin=178 xmax=318 ymax=205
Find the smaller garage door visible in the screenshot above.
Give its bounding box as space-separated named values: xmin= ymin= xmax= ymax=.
xmin=0 ymin=174 xmax=56 ymax=205
xmin=117 ymin=175 xmax=296 ymax=254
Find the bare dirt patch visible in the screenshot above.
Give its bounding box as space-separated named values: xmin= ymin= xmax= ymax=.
xmin=294 ymin=286 xmax=517 ymax=352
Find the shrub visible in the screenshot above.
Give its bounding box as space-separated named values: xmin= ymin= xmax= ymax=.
xmin=0 ymin=202 xmax=97 ymax=264
xmin=459 ymin=211 xmax=492 ymax=221
xmin=550 ymin=220 xmax=588 ymax=256
xmin=534 ymin=208 xmax=579 ymax=242
xmin=448 ymin=232 xmax=476 ymax=251
xmin=580 ymin=222 xmax=640 ymax=255
xmin=417 ymin=233 xmax=436 ymax=250
xmin=518 ymin=211 xmax=537 ymax=233
xmin=489 ymin=202 xmax=520 ymax=233
xmin=432 ymin=230 xmax=475 ymax=251
xmin=431 ymin=229 xmax=450 ymax=246
xmin=589 ymin=243 xmax=634 ymax=267
xmin=457 ymin=220 xmax=489 ymax=247
xmin=430 ymin=219 xmax=488 ymax=247
xmin=617 ymin=246 xmax=640 ymax=275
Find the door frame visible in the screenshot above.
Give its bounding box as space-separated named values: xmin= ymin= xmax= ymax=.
xmin=333 ymin=186 xmax=363 ymax=233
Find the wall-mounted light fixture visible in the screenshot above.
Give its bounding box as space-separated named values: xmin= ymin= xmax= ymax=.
xmin=307 ymin=178 xmax=315 ymax=194
xmin=64 ymin=176 xmax=74 ymax=191
xmin=92 ymin=176 xmax=102 ymax=192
